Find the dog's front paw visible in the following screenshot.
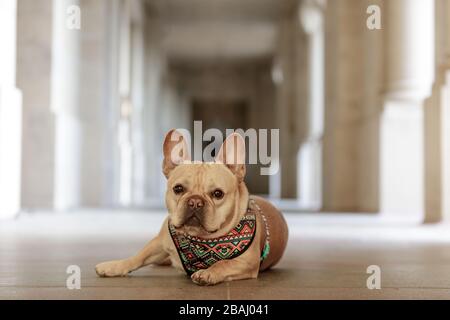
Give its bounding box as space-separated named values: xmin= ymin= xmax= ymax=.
xmin=95 ymin=260 xmax=130 ymax=277
xmin=191 ymin=269 xmax=223 ymax=286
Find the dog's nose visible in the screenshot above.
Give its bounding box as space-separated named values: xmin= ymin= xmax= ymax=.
xmin=187 ymin=196 xmax=204 ymax=210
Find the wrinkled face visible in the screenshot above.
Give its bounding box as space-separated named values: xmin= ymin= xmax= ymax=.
xmin=165 ymin=162 xmax=239 ymax=236
xmin=162 ymin=129 xmax=248 ymax=238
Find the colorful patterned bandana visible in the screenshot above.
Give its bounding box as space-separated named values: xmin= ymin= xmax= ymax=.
xmin=169 ymin=205 xmax=258 ymax=276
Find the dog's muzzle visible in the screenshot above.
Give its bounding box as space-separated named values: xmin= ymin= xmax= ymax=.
xmin=181 ymin=195 xmax=206 ymax=226
xmin=186 ymin=195 xmax=204 ymax=213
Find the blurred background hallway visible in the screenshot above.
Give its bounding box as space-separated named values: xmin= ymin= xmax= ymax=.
xmin=2 ymin=0 xmax=450 ymax=299
xmin=2 ymin=0 xmax=449 ymax=220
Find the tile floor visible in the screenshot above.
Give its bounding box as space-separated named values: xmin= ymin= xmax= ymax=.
xmin=1 ymin=210 xmax=450 ymax=299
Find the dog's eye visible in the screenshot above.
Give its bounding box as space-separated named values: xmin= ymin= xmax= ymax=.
xmin=173 ymin=184 xmax=184 ymax=195
xmin=212 ymin=189 xmax=224 ymax=199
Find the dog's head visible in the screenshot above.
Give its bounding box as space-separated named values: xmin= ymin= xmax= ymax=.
xmin=162 ymin=129 xmax=249 ymax=238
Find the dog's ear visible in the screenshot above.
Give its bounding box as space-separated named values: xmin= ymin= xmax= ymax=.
xmin=162 ymin=129 xmax=190 ymax=178
xmin=215 ymin=132 xmax=246 ymax=182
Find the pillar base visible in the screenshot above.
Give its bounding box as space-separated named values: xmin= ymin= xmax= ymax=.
xmin=298 ymin=138 xmax=322 ymax=210
xmin=380 ymin=100 xmax=423 ymax=219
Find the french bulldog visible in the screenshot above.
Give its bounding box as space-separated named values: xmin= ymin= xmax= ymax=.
xmin=95 ymin=129 xmax=288 ymax=285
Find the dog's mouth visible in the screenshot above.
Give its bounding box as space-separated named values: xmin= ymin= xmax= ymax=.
xmin=184 ymin=215 xmax=201 ymax=227
xmin=173 ymin=216 xmax=219 ymax=234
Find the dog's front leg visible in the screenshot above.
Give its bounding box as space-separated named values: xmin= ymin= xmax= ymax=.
xmin=191 ymin=256 xmax=260 ymax=286
xmin=96 ymin=222 xmax=170 ymax=277
xmin=95 ymin=235 xmax=168 ymax=277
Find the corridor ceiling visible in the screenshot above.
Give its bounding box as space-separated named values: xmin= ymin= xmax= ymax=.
xmin=144 ymin=0 xmax=298 ymax=63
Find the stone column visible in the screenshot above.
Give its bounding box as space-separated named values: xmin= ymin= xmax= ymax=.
xmin=51 ymin=0 xmax=82 ymax=210
xmin=17 ymin=0 xmax=54 ymax=210
xmin=297 ymin=0 xmax=324 ymax=210
xmin=357 ymin=0 xmax=384 ymax=213
xmin=274 ymin=17 xmax=298 ymax=199
xmin=102 ymin=0 xmax=121 ymax=207
xmin=0 ymin=0 xmax=23 ymax=219
xmin=424 ymin=0 xmax=450 ymax=222
xmin=118 ymin=0 xmax=132 ymax=206
xmin=318 ymin=0 xmax=384 ymax=212
xmin=80 ymin=0 xmax=118 ymax=207
xmin=143 ymin=18 xmax=166 ymax=204
xmin=130 ymin=1 xmax=146 ymax=206
xmin=380 ymin=0 xmax=434 ymax=217
xmin=322 ymin=0 xmax=366 ymax=212
xmin=53 ymin=0 xmax=116 ymax=209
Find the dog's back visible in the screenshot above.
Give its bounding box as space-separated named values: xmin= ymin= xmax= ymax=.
xmin=252 ymin=196 xmax=289 ymax=271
